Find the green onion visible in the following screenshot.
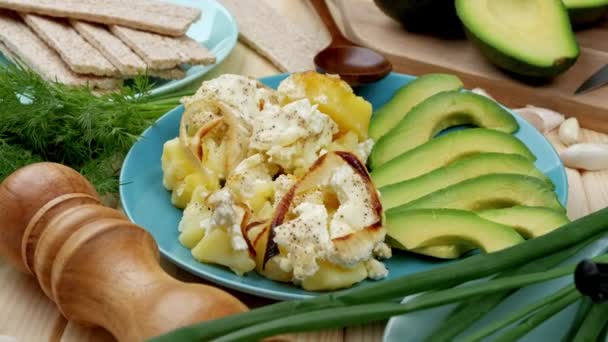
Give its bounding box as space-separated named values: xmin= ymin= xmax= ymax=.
xmin=493 ymin=290 xmax=580 ymax=342
xmin=572 ymin=303 xmax=608 ymax=342
xmin=150 ymin=209 xmax=608 ymax=341
xmin=562 ymin=297 xmax=593 ymax=342
xmin=154 ymin=254 xmax=608 ymax=342
xmin=427 ymin=239 xmax=591 ymax=342
xmin=465 ymin=285 xmax=575 ymax=341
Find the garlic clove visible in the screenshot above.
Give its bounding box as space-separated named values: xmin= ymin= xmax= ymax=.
xmin=560 ymin=143 xmax=608 ymax=171
xmin=471 ymin=88 xmax=494 ymax=100
xmin=558 ymin=117 xmax=580 ymax=146
xmin=512 ymin=108 xmax=545 ymax=132
xmin=513 ymin=105 xmax=565 ymax=133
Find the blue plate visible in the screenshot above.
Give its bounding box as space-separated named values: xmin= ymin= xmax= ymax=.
xmin=120 ymin=73 xmax=568 ymax=301
xmin=0 ymin=0 xmax=238 ymax=96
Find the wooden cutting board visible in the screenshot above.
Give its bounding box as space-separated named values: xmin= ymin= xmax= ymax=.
xmin=336 ymin=0 xmax=608 ymax=132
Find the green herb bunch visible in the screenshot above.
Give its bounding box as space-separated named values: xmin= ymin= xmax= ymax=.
xmin=0 ymin=64 xmax=191 ymax=193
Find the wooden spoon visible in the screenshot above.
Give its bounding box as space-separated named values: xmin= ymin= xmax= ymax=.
xmin=311 ymin=0 xmax=392 ymax=86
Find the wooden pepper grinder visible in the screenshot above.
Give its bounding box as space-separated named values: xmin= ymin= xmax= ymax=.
xmin=0 ymin=163 xmax=248 ymax=342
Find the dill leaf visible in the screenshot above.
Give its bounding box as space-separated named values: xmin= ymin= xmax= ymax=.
xmin=0 ymin=64 xmax=189 ymax=193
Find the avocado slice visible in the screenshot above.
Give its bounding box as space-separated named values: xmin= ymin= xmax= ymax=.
xmin=370 ymin=91 xmax=519 ymax=168
xmin=371 ymin=128 xmax=535 ymax=187
xmin=456 ymin=0 xmax=580 ymax=78
xmin=379 ymin=153 xmax=551 ymax=210
xmin=415 ymin=205 xmax=570 ymax=259
xmin=563 ymin=0 xmax=608 ymax=27
xmin=478 ymin=206 xmax=570 ymax=238
xmin=389 ymin=174 xmax=564 ymax=214
xmin=368 ymin=74 xmax=463 ymax=141
xmin=386 ymin=209 xmax=524 ymax=254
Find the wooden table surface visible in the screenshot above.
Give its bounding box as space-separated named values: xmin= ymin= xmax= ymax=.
xmin=1 ymin=1 xmax=608 ymax=341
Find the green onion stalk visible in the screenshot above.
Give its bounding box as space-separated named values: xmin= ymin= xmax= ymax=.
xmin=150 ymin=208 xmax=608 ymax=341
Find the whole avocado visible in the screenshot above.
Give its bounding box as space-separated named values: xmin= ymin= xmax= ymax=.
xmin=373 ymin=0 xmax=463 ymax=36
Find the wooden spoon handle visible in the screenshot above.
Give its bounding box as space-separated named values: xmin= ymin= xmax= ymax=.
xmin=310 ymin=0 xmax=351 ymax=45
xmin=51 ymin=218 xmax=247 ymax=342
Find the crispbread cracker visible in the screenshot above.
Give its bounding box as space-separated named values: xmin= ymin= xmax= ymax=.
xmin=218 ymin=0 xmax=325 ymax=72
xmin=110 ymin=25 xmax=215 ymax=70
xmin=149 ymin=67 xmax=186 ymax=80
xmin=23 ymin=14 xmax=118 ymax=77
xmin=0 ymin=0 xmax=200 ymax=36
xmin=72 ymin=21 xmax=186 ymax=80
xmin=0 ymin=11 xmax=121 ymax=90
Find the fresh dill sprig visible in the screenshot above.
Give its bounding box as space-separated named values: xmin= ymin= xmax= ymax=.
xmin=0 ymin=64 xmax=190 ymax=193
xmin=0 ymin=137 xmax=43 ymax=181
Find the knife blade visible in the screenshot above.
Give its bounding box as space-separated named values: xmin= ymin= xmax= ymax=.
xmin=575 ymin=64 xmax=608 ymax=95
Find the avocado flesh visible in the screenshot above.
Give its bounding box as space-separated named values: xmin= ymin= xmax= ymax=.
xmin=368 ymin=74 xmax=463 ymax=141
xmin=478 ymin=206 xmax=570 ymax=238
xmin=413 ymin=206 xmax=569 ymax=259
xmin=379 ymin=153 xmax=551 ymax=210
xmin=389 ymin=174 xmax=564 ymax=214
xmin=370 ymin=91 xmax=519 ymax=168
xmin=456 ymin=0 xmax=579 ymax=78
xmin=386 ymin=209 xmax=524 ymax=254
xmin=563 ymin=0 xmax=608 ymax=26
xmin=371 ymin=128 xmax=535 ymax=188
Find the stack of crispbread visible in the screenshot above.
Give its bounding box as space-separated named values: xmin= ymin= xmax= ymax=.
xmin=0 ymin=0 xmax=216 ymax=90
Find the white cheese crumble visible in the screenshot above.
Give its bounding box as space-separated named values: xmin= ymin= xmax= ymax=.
xmin=227 ymin=154 xmax=274 ymax=201
xmin=365 ymin=259 xmax=389 ymax=280
xmin=183 ymin=74 xmax=261 ymax=127
xmin=205 ymin=189 xmax=248 ymax=251
xmin=328 ymin=165 xmax=376 ymax=239
xmin=373 ymin=243 xmax=392 ymax=259
xmin=250 ymin=99 xmax=338 ymax=174
xmin=357 ymin=138 xmax=375 ymax=162
xmin=273 ymin=202 xmax=331 ymax=280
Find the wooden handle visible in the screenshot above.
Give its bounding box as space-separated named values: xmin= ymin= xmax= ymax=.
xmin=51 ymin=218 xmax=247 ymax=341
xmin=310 ymin=0 xmax=351 ymax=45
xmin=0 ymin=163 xmax=248 ymax=342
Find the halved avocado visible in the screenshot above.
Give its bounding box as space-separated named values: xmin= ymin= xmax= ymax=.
xmin=370 ymin=91 xmax=519 ymax=168
xmin=368 ymin=74 xmax=463 ymax=141
xmin=371 ymin=128 xmax=535 ymax=188
xmin=373 ymin=0 xmax=463 ymax=35
xmin=386 ymin=209 xmax=524 ymax=254
xmin=389 ymin=173 xmax=564 ymax=214
xmin=379 ymin=153 xmax=551 ymax=210
xmin=563 ymin=0 xmax=608 ymax=26
xmin=456 ymin=0 xmax=580 ymax=78
xmin=478 ymin=206 xmax=570 ymax=238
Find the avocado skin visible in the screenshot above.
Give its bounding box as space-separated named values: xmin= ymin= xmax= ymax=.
xmin=369 ymin=91 xmax=519 ymax=169
xmin=386 ymin=209 xmax=524 ymax=254
xmin=371 ymin=128 xmax=535 ymax=188
xmin=567 ymin=6 xmax=608 ymax=27
xmin=388 ymin=173 xmax=565 ymax=214
xmin=463 ymin=27 xmax=579 ymax=78
xmin=368 ymin=73 xmax=464 ymax=141
xmin=373 ymin=0 xmax=463 ymax=36
xmin=379 ymin=153 xmax=551 ymax=210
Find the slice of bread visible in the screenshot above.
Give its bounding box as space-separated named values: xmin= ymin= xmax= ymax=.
xmin=0 ymin=0 xmax=200 ymax=36
xmin=0 ymin=11 xmax=121 ymax=90
xmin=23 ymin=14 xmax=119 ymax=77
